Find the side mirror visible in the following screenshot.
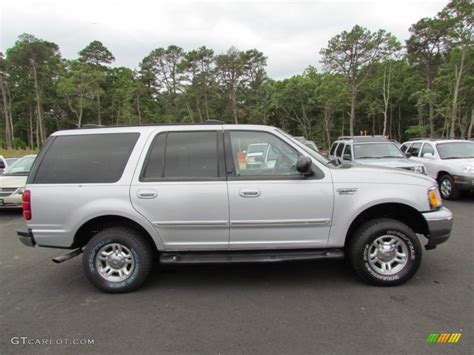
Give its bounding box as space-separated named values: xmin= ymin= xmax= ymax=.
xmin=423 ymin=153 xmax=434 ymax=159
xmin=343 ymin=154 xmax=351 ymax=161
xmin=296 ymin=156 xmax=313 ymax=176
xmin=405 ymin=152 xmax=412 ymax=158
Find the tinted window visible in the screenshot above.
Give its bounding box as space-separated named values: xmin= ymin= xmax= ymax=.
xmin=408 ymin=143 xmax=422 ymax=156
xmin=330 ymin=143 xmax=337 ymax=155
xmin=343 ymin=144 xmax=352 ymax=159
xmin=141 ymin=133 xmax=166 ymax=181
xmin=421 ymin=143 xmax=435 ymax=157
xmin=148 ymin=131 xmax=219 ymax=179
xmin=33 ymin=133 xmax=139 ymax=184
xmin=400 ymin=144 xmax=409 ymax=153
xmin=336 ymin=143 xmax=345 ymax=157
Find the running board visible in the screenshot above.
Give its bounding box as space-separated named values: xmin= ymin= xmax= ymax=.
xmin=160 ymin=249 xmax=344 ymax=264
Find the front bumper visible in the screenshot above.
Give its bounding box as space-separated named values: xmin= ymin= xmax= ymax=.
xmin=17 ymin=229 xmax=36 ymax=247
xmin=452 ymin=175 xmax=474 ymax=191
xmin=422 ymin=207 xmax=453 ymax=250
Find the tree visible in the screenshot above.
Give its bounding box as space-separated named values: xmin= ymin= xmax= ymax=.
xmin=140 ymin=45 xmax=185 ymax=122
xmin=320 ymin=25 xmax=400 ymax=135
xmin=57 ymin=60 xmax=98 ymax=127
xmin=0 ymin=53 xmax=14 ymax=149
xmin=6 ymin=34 xmax=61 ymax=146
xmin=438 ymin=0 xmax=473 ymax=138
xmin=79 ymin=41 xmax=115 ymax=125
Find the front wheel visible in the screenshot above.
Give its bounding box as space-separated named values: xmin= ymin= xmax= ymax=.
xmin=438 ymin=174 xmax=460 ymax=200
xmin=83 ymin=227 xmax=153 ymax=293
xmin=348 ymin=218 xmax=422 ymax=286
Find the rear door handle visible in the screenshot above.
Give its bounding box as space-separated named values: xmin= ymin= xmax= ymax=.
xmin=137 ymin=190 xmax=158 ymax=199
xmin=239 ymin=189 xmax=261 ymax=198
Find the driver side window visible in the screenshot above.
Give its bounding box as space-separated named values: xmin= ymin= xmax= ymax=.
xmin=229 ymin=131 xmax=299 ymax=177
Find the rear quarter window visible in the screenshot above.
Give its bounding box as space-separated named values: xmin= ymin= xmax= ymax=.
xmin=32 ymin=133 xmax=139 ymax=184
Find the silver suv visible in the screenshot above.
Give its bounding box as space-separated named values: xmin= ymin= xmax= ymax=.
xmin=18 ymin=123 xmax=453 ymax=293
xmin=329 ymin=136 xmax=426 ymax=174
xmin=401 ymin=139 xmax=474 ymax=200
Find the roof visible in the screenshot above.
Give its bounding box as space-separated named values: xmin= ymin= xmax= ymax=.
xmin=403 ymin=139 xmax=472 ymax=144
xmin=336 ymin=136 xmax=388 ymax=143
xmin=52 ymin=123 xmax=280 ymax=136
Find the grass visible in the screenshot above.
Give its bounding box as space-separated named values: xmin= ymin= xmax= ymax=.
xmin=0 ymin=149 xmax=38 ymax=158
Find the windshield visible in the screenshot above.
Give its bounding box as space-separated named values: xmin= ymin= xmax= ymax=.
xmin=437 ymin=142 xmax=474 ymax=159
xmin=354 ymin=143 xmax=404 ymax=159
xmin=276 ymin=129 xmax=329 ymax=164
xmin=3 ymin=156 xmax=36 ymax=176
xmin=247 ymin=144 xmax=268 ymax=154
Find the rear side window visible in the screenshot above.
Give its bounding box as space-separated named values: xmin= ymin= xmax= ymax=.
xmin=141 ymin=131 xmax=218 ymax=181
xmin=33 ymin=133 xmax=139 ymax=184
xmin=408 ymin=142 xmax=422 ymax=156
xmin=336 ymin=143 xmax=345 ymax=157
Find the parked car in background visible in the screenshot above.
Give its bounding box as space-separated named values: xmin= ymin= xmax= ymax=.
xmin=294 ymin=136 xmax=320 ymax=152
xmin=0 ymin=155 xmax=37 ymax=208
xmin=329 ymin=136 xmax=426 ymax=174
xmin=400 ymin=139 xmax=474 ymax=200
xmin=0 ymin=156 xmax=7 ymax=175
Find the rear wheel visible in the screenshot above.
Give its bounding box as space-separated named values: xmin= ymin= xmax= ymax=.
xmin=348 ymin=218 xmax=422 ymax=286
xmin=83 ymin=227 xmax=153 ymax=293
xmin=438 ymin=174 xmax=460 ymax=200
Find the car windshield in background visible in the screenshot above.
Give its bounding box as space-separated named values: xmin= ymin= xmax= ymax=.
xmin=437 ymin=142 xmax=474 ymax=159
xmin=354 ymin=143 xmax=404 ymax=159
xmin=276 ymin=129 xmax=329 ymax=164
xmin=3 ymin=156 xmax=36 ymax=176
xmin=247 ymin=144 xmax=267 ymax=154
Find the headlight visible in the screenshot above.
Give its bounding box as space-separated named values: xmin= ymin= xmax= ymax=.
xmin=462 ymin=165 xmax=474 ymax=175
xmin=413 ymin=166 xmax=426 ymax=175
xmin=428 ymin=186 xmax=442 ymax=209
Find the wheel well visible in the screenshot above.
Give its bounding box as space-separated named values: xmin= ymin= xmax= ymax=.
xmin=344 ymin=203 xmax=429 ymax=248
xmin=437 ymin=171 xmax=449 ymax=181
xmin=72 ymin=215 xmax=158 ymax=253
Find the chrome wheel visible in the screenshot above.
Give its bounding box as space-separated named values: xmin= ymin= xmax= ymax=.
xmin=95 ymin=243 xmax=135 ymax=282
xmin=440 ymin=179 xmax=452 ymax=198
xmin=367 ymin=235 xmax=409 ymax=276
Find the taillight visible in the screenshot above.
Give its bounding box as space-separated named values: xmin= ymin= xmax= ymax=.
xmin=22 ymin=190 xmax=31 ymax=220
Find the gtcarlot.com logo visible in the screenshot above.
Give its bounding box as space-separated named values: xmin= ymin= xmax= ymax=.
xmin=426 ymin=333 xmax=462 ymax=344
xmin=11 ymin=337 xmax=94 ymax=345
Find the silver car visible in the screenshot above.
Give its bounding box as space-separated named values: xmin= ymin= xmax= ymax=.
xmin=329 ymin=136 xmax=426 ymax=174
xmin=18 ymin=123 xmax=452 ymax=293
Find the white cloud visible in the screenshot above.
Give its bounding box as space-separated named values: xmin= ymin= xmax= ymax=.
xmin=0 ymin=0 xmax=447 ymax=79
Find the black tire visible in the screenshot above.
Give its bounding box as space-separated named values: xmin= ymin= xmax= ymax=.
xmin=83 ymin=227 xmax=153 ymax=293
xmin=438 ymin=174 xmax=460 ymax=200
xmin=348 ymin=218 xmax=422 ymax=286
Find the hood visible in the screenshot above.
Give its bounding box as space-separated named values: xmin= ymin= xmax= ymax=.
xmin=438 ymin=158 xmax=474 ymax=174
xmin=0 ymin=175 xmax=28 ymax=188
xmin=330 ymin=164 xmax=436 ymax=186
xmin=354 ymin=157 xmax=422 ymax=168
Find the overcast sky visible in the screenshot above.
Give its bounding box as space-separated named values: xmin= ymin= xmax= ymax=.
xmin=1 ymin=0 xmax=447 ymax=79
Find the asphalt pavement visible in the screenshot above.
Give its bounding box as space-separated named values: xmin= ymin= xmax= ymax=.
xmin=0 ymin=197 xmax=473 ymax=354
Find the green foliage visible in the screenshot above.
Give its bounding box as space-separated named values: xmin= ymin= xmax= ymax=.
xmin=0 ymin=0 xmax=472 ymax=152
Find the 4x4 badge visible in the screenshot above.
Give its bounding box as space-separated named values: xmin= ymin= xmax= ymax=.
xmin=337 ymin=188 xmax=358 ymax=195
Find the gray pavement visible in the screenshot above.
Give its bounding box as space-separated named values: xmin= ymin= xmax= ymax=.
xmin=0 ymin=197 xmax=473 ymax=354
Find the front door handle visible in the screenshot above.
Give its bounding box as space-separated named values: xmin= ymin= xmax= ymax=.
xmin=239 ymin=189 xmax=261 ymax=198
xmin=137 ymin=190 xmax=158 ymax=199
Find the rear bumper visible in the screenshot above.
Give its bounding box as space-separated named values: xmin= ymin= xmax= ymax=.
xmin=422 ymin=207 xmax=453 ymax=250
xmin=17 ymin=229 xmax=36 ymax=247
xmin=452 ymin=175 xmax=474 ymax=191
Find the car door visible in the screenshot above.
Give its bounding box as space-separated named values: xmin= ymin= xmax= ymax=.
xmin=225 ymin=129 xmax=333 ymax=249
xmin=418 ymin=143 xmax=438 ymax=178
xmin=130 ymin=128 xmax=229 ymax=250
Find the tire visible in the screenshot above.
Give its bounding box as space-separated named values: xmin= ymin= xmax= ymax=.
xmin=438 ymin=174 xmax=460 ymax=200
xmin=348 ymin=218 xmax=422 ymax=286
xmin=83 ymin=227 xmax=153 ymax=293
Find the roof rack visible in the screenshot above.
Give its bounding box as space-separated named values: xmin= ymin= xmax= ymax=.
xmin=77 ymin=120 xmax=227 ymax=129
xmin=337 ymin=135 xmax=388 ymax=143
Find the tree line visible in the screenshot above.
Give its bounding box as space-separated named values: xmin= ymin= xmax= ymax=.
xmin=0 ymin=0 xmax=472 ymax=151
